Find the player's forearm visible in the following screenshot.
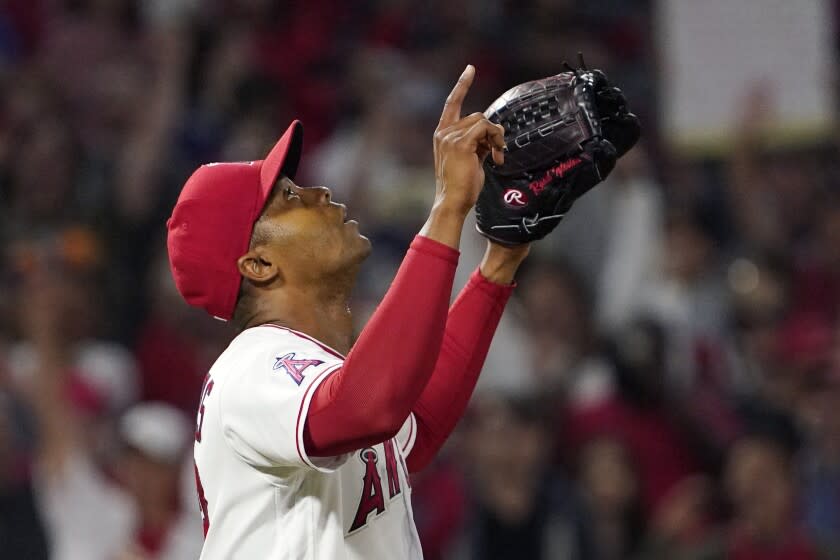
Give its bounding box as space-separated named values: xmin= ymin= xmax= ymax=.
xmin=304 ymin=235 xmax=458 ymax=456
xmin=406 ymin=267 xmax=515 ymax=472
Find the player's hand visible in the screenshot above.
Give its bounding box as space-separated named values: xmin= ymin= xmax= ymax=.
xmin=432 ymin=65 xmax=505 ymax=217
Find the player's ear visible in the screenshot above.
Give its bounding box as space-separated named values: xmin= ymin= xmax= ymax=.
xmin=237 ymin=247 xmax=282 ymax=286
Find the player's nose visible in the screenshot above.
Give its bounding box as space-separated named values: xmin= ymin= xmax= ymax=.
xmin=302 ymin=185 xmax=332 ymax=205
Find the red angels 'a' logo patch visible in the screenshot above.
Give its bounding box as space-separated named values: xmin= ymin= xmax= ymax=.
xmin=273 ymin=353 xmax=324 ymax=385
xmin=502 ymin=188 xmax=527 ymax=207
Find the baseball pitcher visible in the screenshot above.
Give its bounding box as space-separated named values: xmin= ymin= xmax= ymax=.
xmin=166 ymin=63 xmax=638 ymax=559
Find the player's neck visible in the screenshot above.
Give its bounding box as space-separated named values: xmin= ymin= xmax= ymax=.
xmin=245 ymin=284 xmax=355 ymax=355
xmin=275 ymin=299 xmax=354 ymax=355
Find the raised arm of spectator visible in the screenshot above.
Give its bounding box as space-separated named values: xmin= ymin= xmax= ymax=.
xmin=116 ymin=29 xmax=190 ymax=225
xmin=728 ymin=84 xmax=781 ymax=247
xmin=20 ymin=267 xmax=81 ymax=480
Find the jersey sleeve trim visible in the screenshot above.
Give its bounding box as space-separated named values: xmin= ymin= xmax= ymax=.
xmin=263 ymin=324 xmax=346 ymax=360
xmin=401 ymin=413 xmax=417 ymax=456
xmin=294 ymin=363 xmax=344 ymax=471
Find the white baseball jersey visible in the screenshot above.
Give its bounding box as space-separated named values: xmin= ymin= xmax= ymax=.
xmin=193 ymin=324 xmax=422 ymax=559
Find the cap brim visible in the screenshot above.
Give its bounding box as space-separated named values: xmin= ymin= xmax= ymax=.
xmin=260 ymin=120 xmax=304 ymax=192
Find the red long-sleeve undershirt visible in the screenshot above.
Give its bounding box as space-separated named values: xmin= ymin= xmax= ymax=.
xmin=303 ymin=236 xmax=514 ymax=471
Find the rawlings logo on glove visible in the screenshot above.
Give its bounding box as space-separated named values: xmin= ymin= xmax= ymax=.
xmin=475 ymin=57 xmax=641 ymax=245
xmin=503 ymin=189 xmax=527 ymax=207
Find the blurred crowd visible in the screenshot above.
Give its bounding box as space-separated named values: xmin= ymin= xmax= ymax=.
xmin=1 ymin=0 xmax=839 ymax=559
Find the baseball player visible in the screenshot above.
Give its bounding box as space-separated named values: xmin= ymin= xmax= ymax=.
xmin=167 ymin=61 xmax=637 ymax=559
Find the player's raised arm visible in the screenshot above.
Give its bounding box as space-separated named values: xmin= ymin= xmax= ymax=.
xmin=303 ymin=66 xmax=506 ymax=456
xmin=403 ymin=64 xmax=640 ymax=470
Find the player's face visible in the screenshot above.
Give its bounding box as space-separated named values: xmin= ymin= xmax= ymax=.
xmin=254 ymin=177 xmax=371 ymax=282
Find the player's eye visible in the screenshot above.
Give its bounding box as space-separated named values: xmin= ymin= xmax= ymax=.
xmin=284 ymin=185 xmax=297 ymax=200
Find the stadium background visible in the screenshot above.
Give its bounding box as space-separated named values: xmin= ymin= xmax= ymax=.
xmin=1 ymin=0 xmax=840 ymax=558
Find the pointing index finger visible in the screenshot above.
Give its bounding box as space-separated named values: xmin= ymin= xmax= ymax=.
xmin=438 ymin=64 xmax=475 ymax=129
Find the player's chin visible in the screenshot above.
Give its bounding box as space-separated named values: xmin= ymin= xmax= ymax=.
xmin=355 ymin=232 xmax=373 ymax=260
xmin=343 ymin=221 xmax=372 ymax=259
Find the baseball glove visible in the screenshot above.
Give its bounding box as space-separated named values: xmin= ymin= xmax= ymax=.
xmin=475 ymin=59 xmax=640 ymax=245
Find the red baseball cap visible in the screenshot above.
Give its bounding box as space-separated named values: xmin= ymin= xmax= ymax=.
xmin=167 ymin=120 xmax=303 ymax=320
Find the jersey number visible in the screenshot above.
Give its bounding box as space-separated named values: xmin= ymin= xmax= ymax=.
xmin=194 ymin=374 xmax=214 ymax=535
xmin=195 ymin=463 xmax=210 ymax=536
xmin=195 ymin=375 xmax=215 ymax=442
